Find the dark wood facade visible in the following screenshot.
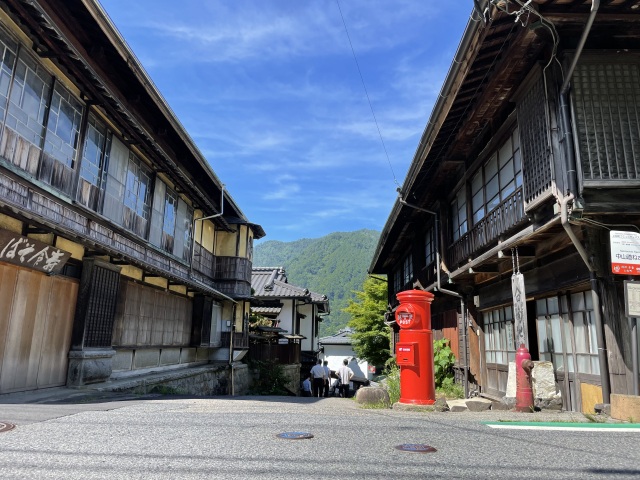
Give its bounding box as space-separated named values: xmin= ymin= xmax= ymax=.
xmin=371 ymin=0 xmax=640 ymax=412
xmin=0 ymin=0 xmax=263 ymax=393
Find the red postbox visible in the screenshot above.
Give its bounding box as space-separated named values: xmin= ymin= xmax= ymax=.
xmin=395 ymin=289 xmax=435 ymax=405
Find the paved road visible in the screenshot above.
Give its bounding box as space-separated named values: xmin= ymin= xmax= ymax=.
xmin=1 ymin=395 xmax=639 ymax=479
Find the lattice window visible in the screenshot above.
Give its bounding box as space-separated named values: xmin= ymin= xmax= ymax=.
xmin=573 ymin=60 xmax=640 ymax=181
xmin=517 ymin=74 xmax=553 ymax=203
xmin=82 ymin=261 xmax=121 ymax=348
xmin=483 ymin=306 xmax=515 ymax=366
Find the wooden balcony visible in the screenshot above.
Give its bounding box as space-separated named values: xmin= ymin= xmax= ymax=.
xmin=221 ymin=331 xmax=249 ymax=350
xmin=447 ymin=189 xmax=526 ymax=268
xmin=248 ymin=342 xmax=301 ymax=364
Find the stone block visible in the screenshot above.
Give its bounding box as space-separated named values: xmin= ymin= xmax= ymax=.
xmin=196 ymin=348 xmax=210 ymax=361
xmin=490 ymin=400 xmax=510 ymax=411
xmin=112 ymin=350 xmax=133 ymax=372
xmin=466 ymin=397 xmax=492 ymax=412
xmin=67 ymin=349 xmax=116 ymax=386
xmin=434 ymin=396 xmax=449 ymax=412
xmin=505 ymin=361 xmax=516 ymax=397
xmin=611 ymin=394 xmax=640 ymax=422
xmin=160 ymin=348 xmax=181 ymax=366
xmin=133 ymin=349 xmax=160 ymax=369
xmin=355 ymin=387 xmax=391 ymax=407
xmin=180 ymin=348 xmax=197 ymax=364
xmin=532 ymin=361 xmax=557 ymax=399
xmin=447 ymin=399 xmax=468 ymax=412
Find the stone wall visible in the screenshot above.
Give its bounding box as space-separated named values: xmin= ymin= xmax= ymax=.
xmin=107 ymin=364 xmax=230 ymax=396
xmin=282 ymin=363 xmax=301 ymax=395
xmin=231 ymin=363 xmax=249 ymax=395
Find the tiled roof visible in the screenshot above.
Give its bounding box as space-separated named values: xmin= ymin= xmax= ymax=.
xmin=319 ymin=329 xmax=353 ymax=345
xmin=251 ymin=306 xmax=282 ymax=315
xmin=251 ymin=267 xmax=330 ymax=313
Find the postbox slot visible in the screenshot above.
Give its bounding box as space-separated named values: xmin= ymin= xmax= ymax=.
xmin=396 ymin=342 xmax=417 ymax=367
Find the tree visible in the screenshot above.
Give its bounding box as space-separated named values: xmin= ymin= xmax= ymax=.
xmin=344 ymin=276 xmax=390 ymax=366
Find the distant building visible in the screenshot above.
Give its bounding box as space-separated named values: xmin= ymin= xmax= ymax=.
xmin=250 ymin=267 xmax=329 ymax=374
xmin=319 ymin=329 xmax=373 ymax=393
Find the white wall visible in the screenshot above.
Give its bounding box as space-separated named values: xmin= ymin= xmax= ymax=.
xmin=321 ymin=343 xmax=372 ymax=385
xmin=276 ymin=299 xmax=295 ymax=334
xmin=299 ymin=303 xmax=315 ymax=352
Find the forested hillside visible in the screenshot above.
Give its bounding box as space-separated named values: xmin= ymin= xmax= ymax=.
xmin=253 ymin=229 xmax=380 ymax=336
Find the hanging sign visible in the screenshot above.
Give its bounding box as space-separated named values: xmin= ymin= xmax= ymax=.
xmin=610 ymin=230 xmax=640 ymax=276
xmin=511 ymin=272 xmax=528 ymax=349
xmin=0 ymin=229 xmax=71 ymax=274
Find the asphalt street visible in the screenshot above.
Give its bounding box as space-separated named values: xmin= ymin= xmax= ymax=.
xmin=1 ymin=394 xmax=639 ymax=479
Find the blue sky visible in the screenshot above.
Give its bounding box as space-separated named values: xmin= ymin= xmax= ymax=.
xmin=99 ymin=1 xmax=471 ymax=243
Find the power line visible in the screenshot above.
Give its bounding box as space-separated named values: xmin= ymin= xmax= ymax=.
xmin=335 ymin=0 xmax=400 ymax=188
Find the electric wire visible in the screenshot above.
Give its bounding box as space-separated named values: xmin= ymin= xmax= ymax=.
xmin=335 ymin=0 xmax=400 ymax=189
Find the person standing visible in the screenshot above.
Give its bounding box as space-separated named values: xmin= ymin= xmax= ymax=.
xmin=336 ymin=358 xmax=354 ymax=398
xmin=301 ymin=375 xmax=312 ymax=397
xmin=322 ymin=360 xmax=331 ymax=397
xmin=310 ymin=359 xmax=325 ymax=398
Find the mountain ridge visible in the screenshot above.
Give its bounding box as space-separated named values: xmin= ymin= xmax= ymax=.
xmin=253 ymin=229 xmax=380 ymax=336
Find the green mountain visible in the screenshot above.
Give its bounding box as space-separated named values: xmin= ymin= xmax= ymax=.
xmin=253 ymin=229 xmax=380 ymax=336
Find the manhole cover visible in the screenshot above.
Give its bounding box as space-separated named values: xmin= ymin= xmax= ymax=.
xmin=0 ymin=422 xmax=16 ymax=433
xmin=276 ymin=431 xmax=314 ymax=440
xmin=395 ymin=444 xmax=437 ymax=453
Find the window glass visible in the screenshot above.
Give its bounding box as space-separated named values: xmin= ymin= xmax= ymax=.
xmin=0 ymin=30 xmax=17 ymax=123
xmin=103 ymin=136 xmax=128 ymax=226
xmin=77 ymin=114 xmax=108 ymax=210
xmin=483 ymin=306 xmax=516 ymax=366
xmin=425 ymin=227 xmax=435 ymax=266
xmin=162 ymin=188 xmax=178 ymax=253
xmin=40 ymin=82 xmax=84 ymax=195
xmin=122 ymin=153 xmax=152 ymax=238
xmin=174 ymin=198 xmax=193 ymax=261
xmin=149 ymin=177 xmax=166 ymax=247
xmin=470 ymin=129 xmax=523 ymax=225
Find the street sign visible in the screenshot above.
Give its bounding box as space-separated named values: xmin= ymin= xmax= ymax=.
xmin=610 ymin=230 xmax=640 ymax=276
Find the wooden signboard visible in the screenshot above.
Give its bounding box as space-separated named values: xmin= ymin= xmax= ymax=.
xmin=0 ymin=229 xmax=71 ymax=274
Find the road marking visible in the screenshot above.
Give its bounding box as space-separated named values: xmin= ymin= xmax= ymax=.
xmin=483 ymin=421 xmax=640 ymax=432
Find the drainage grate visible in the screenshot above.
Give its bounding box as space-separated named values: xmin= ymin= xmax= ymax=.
xmin=395 ymin=444 xmax=437 ymax=453
xmin=276 ymin=431 xmax=314 ymax=440
xmin=0 ymin=422 xmax=16 ymax=433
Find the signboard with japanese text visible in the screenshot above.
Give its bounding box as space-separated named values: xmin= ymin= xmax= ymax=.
xmin=611 ymin=230 xmax=640 ymax=276
xmin=0 ymin=229 xmax=71 ymax=274
xmin=624 ymin=281 xmax=640 ymax=318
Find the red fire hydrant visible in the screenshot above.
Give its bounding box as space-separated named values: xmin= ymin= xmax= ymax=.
xmin=515 ymin=344 xmax=534 ymax=412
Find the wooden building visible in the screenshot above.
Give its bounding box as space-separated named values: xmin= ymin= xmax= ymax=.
xmin=250 ymin=267 xmax=330 ymax=374
xmin=0 ymin=0 xmax=264 ymax=395
xmin=370 ymin=0 xmax=640 ymax=412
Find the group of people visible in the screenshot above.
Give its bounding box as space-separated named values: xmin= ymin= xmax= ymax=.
xmin=301 ymin=359 xmax=354 ymax=398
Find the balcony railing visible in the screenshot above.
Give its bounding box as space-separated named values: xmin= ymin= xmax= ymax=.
xmin=0 ymin=170 xmax=239 ymax=297
xmin=448 ymin=189 xmax=526 ymax=268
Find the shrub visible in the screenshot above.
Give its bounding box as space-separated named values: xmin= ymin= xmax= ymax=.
xmin=249 ymin=360 xmax=291 ymax=395
xmin=433 ymin=338 xmax=455 ymax=390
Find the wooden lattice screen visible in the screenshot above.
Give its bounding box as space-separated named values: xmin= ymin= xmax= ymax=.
xmin=573 ymin=60 xmax=640 ymax=183
xmin=516 ymin=73 xmax=553 ymax=206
